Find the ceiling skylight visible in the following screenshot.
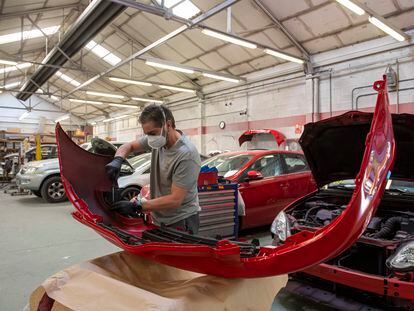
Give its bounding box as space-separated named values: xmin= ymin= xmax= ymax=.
xmin=156 ymin=0 xmax=200 ymax=19
xmin=0 ymin=25 xmax=60 ymax=45
xmin=55 ymin=71 xmax=81 ymax=87
xmin=85 ymin=40 xmax=122 ymax=66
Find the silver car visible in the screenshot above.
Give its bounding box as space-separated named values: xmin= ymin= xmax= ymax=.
xmin=16 ymin=140 xmax=130 ymax=203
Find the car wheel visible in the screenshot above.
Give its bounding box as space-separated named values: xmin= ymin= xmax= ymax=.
xmin=41 ymin=176 xmax=67 ymax=203
xmin=120 ymin=186 xmax=141 ymax=201
xmin=32 ymin=190 xmax=42 ymax=197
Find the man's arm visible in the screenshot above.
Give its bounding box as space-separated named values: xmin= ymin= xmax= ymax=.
xmin=115 ymin=140 xmax=144 ymax=159
xmin=106 ymin=137 xmax=149 ymax=181
xmin=141 ymin=183 xmax=187 ymax=211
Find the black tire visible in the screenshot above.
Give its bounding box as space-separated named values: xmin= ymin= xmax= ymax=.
xmin=40 ymin=176 xmax=67 ymax=203
xmin=32 ymin=190 xmax=42 ymax=197
xmin=120 ymin=186 xmax=141 ymax=201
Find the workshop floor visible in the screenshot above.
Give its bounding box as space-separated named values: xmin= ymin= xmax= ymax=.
xmin=0 ymin=191 xmax=340 ymax=311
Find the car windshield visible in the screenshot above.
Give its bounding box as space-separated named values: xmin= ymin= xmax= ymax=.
xmin=328 ymin=179 xmax=414 ymax=194
xmin=202 ymin=153 xmax=253 ymax=177
xmin=129 ymin=153 xmax=151 ymax=170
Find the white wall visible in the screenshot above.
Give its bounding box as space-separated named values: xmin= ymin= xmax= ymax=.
xmin=96 ymin=30 xmax=414 ymax=155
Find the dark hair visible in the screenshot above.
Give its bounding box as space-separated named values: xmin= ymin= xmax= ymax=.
xmin=139 ymin=104 xmax=176 ymax=129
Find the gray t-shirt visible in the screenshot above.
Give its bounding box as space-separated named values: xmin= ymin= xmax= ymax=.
xmin=138 ymin=133 xmax=201 ymax=225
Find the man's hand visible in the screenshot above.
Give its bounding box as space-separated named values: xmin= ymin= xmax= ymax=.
xmin=111 ymin=200 xmax=142 ymax=217
xmin=105 ymin=156 xmax=124 ymax=181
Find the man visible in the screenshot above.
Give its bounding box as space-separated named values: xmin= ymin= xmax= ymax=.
xmin=106 ymin=104 xmax=201 ymax=234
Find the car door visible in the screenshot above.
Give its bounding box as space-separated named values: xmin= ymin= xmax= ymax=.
xmin=238 ymin=154 xmax=286 ymax=229
xmin=279 ymin=153 xmax=315 ymax=206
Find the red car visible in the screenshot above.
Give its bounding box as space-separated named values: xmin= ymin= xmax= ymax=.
xmin=56 ymin=76 xmax=394 ymax=279
xmin=271 ymin=83 xmax=414 ymax=308
xmin=202 ymin=148 xmax=316 ymax=230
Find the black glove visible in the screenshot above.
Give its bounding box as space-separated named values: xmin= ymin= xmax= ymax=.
xmin=105 ymin=156 xmax=124 ymax=181
xmin=111 ymin=200 xmax=142 ymax=217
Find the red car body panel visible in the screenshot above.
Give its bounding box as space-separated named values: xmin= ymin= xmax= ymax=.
xmin=214 ymin=149 xmax=316 ymax=229
xmin=56 ymin=76 xmax=394 ymax=278
xmin=303 ymin=263 xmax=414 ymax=300
xmin=238 ymin=129 xmax=286 ymax=146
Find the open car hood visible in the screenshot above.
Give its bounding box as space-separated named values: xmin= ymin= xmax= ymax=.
xmin=90 ymin=137 xmax=118 ymax=157
xmin=300 ymin=104 xmax=414 ymax=188
xmin=238 ymin=129 xmax=285 ymax=146
xmin=56 ymin=76 xmax=395 ymax=278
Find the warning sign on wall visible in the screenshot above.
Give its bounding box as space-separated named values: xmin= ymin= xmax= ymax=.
xmin=295 ymin=124 xmax=303 ymax=134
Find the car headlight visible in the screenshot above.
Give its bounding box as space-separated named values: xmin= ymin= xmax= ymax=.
xmin=270 ymin=211 xmax=291 ymax=242
xmin=386 ymin=241 xmax=414 ymax=272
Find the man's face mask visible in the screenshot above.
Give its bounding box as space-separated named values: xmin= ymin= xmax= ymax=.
xmin=147 ymin=125 xmax=167 ymax=149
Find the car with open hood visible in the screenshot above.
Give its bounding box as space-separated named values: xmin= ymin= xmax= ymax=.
xmin=203 ymin=148 xmax=316 ymax=230
xmin=271 ymin=81 xmax=414 ymax=309
xmin=202 ymin=128 xmax=315 ymax=230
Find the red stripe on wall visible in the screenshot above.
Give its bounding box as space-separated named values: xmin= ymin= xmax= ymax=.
xmin=181 ymin=102 xmax=414 ymax=136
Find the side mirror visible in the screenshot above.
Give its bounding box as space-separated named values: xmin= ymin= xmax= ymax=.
xmin=245 ymin=170 xmax=263 ymax=181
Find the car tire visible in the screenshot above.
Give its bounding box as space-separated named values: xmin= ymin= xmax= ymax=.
xmin=40 ymin=176 xmax=67 ymax=203
xmin=32 ymin=190 xmax=42 ymax=197
xmin=120 ymin=186 xmax=141 ymax=201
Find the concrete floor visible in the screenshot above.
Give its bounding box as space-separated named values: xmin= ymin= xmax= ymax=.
xmin=0 ymin=191 xmax=336 ymax=311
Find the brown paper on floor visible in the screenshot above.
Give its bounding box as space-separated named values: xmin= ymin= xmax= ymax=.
xmin=32 ymin=251 xmax=287 ymax=311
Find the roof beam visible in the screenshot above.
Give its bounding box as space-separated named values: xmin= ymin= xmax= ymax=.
xmin=16 ymin=0 xmax=127 ymax=101
xmin=252 ymin=0 xmax=310 ymax=59
xmin=64 ymin=0 xmax=240 ymax=97
xmin=0 ymin=3 xmax=83 ymax=20
xmin=110 ymin=24 xmax=202 ymax=90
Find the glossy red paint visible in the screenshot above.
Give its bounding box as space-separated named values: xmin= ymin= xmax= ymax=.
xmin=238 ymin=129 xmax=286 ymax=146
xmin=56 ymin=76 xmax=394 ymax=278
xmin=205 ymin=149 xmax=315 ymax=229
xmin=304 ymin=263 xmax=414 ymax=300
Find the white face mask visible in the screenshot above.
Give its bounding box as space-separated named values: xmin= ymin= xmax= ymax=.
xmin=147 ymin=126 xmax=167 ymax=149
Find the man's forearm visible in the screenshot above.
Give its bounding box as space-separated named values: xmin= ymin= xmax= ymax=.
xmin=115 ymin=142 xmax=134 ymax=159
xmin=142 ymin=195 xmax=182 ymax=211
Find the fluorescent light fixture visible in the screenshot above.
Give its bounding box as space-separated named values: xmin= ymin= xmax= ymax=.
xmin=55 ymin=71 xmax=81 ymax=87
xmin=69 ymin=99 xmax=103 ymax=105
xmin=335 ymin=0 xmax=365 ymax=15
xmin=50 ymin=95 xmax=59 ymax=101
xmin=85 ymin=40 xmax=121 ymax=65
xmin=35 ymin=89 xmax=44 ymax=94
xmin=86 ymin=91 xmax=124 ymax=99
xmin=55 ymin=114 xmax=70 ymax=123
xmin=145 ymin=60 xmax=194 ymax=74
xmin=369 ymin=16 xmax=406 ymax=42
xmin=159 ymin=84 xmax=196 ymax=93
xmin=19 ymin=111 xmax=29 ymax=121
xmin=103 ymin=115 xmax=128 ymax=123
xmin=0 ymin=62 xmax=32 ymax=74
xmin=0 ymin=59 xmax=17 ymax=65
xmin=201 ymin=29 xmax=257 ymax=49
xmin=202 ymin=73 xmax=240 ymax=83
xmin=90 ymin=122 xmax=97 ymax=125
xmin=131 ymin=97 xmax=163 ymax=103
xmin=109 ymin=77 xmax=152 ymax=86
xmin=109 ymin=103 xmax=140 ymax=108
xmin=2 ymin=81 xmax=21 ymax=89
xmin=156 ymin=0 xmax=201 ymax=19
xmin=263 ymin=49 xmax=305 ymax=64
xmin=0 ymin=25 xmax=60 ymax=45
